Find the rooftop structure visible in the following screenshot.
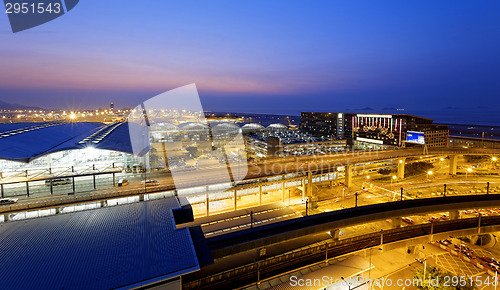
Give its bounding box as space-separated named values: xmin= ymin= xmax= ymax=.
xmin=0 ymin=122 xmax=139 ymax=163
xmin=0 ymin=197 xmax=203 ymax=289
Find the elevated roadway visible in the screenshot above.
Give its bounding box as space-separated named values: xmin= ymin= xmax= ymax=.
xmin=185 ymin=215 xmax=500 ymax=290
xmin=207 ymin=194 xmax=500 ymax=258
xmin=1 ymin=147 xmax=498 ymax=215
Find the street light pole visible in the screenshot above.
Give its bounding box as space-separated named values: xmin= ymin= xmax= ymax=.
xmin=341 ymin=277 xmax=351 ymax=290
xmin=369 ymin=247 xmax=372 ymax=289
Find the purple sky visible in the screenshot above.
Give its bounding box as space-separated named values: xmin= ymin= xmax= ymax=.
xmin=0 ymin=1 xmax=499 ymax=117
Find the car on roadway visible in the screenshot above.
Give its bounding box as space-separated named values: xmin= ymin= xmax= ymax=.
xmin=439 ymin=239 xmax=451 ymax=246
xmin=142 ymin=180 xmax=160 ymax=187
xmin=480 ymin=256 xmax=499 ymax=265
xmin=0 ymin=198 xmax=17 ymax=205
xmin=401 ymin=217 xmax=415 ymax=224
xmin=45 ymin=178 xmax=71 ymax=186
xmin=429 ymin=216 xmax=439 ymax=222
xmin=117 ymin=179 xmax=129 ymax=186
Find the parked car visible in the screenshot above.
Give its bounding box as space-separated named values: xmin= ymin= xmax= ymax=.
xmin=117 ymin=179 xmax=129 ymax=186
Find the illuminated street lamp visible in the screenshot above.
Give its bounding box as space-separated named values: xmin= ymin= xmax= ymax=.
xmin=466 ymin=167 xmax=472 ymax=179
xmin=440 ymin=158 xmax=444 ymax=161
xmin=391 ymin=175 xmax=397 ymax=184
xmin=492 ymin=157 xmax=497 ymax=169
xmin=363 ymin=175 xmax=371 ymax=190
xmin=427 ymin=171 xmax=433 ymax=181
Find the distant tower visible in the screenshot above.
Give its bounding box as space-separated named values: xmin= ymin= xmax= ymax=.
xmin=110 ymin=102 xmax=114 ymax=111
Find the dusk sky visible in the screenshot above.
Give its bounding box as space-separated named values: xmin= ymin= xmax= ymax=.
xmin=1 ymin=1 xmax=500 ymax=119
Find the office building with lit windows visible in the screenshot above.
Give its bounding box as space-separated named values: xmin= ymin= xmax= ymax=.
xmin=299 ymin=112 xmax=345 ymax=139
xmin=301 ymin=112 xmax=448 ymax=150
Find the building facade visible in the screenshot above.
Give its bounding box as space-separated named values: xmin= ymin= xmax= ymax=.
xmin=300 ymin=112 xmax=344 ymax=139
xmin=301 ymin=112 xmax=449 ymax=149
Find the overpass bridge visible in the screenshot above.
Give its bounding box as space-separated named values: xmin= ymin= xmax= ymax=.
xmin=184 ymin=216 xmax=500 ymax=289
xmin=261 ymin=147 xmax=500 ymax=188
xmin=206 ymin=194 xmax=500 ymax=258
xmin=0 ymin=147 xmax=498 ymax=218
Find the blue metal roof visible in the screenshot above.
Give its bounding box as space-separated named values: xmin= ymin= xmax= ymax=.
xmin=0 ymin=198 xmax=200 ymax=289
xmin=0 ymin=122 xmax=139 ymax=162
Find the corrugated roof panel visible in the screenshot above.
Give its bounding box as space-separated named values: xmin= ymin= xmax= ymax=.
xmin=0 ymin=198 xmax=199 ymax=289
xmin=0 ymin=122 xmax=146 ymax=162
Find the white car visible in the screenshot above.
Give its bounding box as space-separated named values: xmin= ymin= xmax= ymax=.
xmin=142 ymin=180 xmax=160 ymax=186
xmin=0 ymin=198 xmax=18 ymax=205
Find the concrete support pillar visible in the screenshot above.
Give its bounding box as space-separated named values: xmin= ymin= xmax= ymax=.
xmin=307 ymin=171 xmax=313 ymax=197
xmin=206 ymin=192 xmax=210 ymax=217
xmin=100 ymin=200 xmax=106 ymax=207
xmin=139 ymin=194 xmax=144 ymax=201
xmin=450 ymin=210 xmax=460 ymax=220
xmin=282 ymin=181 xmax=286 ymax=202
xmin=330 ymin=229 xmax=340 ymax=241
xmin=234 ymin=189 xmax=237 ymax=211
xmin=397 ymin=158 xmax=406 ymax=179
xmin=3 ymin=214 xmax=9 ymax=222
xmin=449 ymin=155 xmax=458 ymax=175
xmin=259 ymin=184 xmax=262 ymax=206
xmin=329 ymin=179 xmax=334 ymax=188
xmin=345 ymin=165 xmax=353 ymax=188
xmin=301 ymin=178 xmax=306 ymax=200
xmin=55 ymin=207 xmax=60 ymax=214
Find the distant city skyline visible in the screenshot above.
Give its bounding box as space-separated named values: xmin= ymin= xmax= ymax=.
xmin=1 ymin=1 xmax=499 ymax=118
